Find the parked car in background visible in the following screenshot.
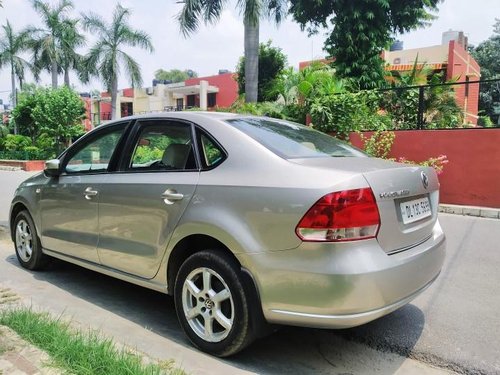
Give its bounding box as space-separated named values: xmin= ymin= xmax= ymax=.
xmin=10 ymin=112 xmax=445 ymax=356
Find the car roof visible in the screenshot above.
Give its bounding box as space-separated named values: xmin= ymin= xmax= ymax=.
xmin=101 ymin=111 xmax=243 ymax=125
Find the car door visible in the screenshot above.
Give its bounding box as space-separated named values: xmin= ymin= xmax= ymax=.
xmin=96 ymin=119 xmax=199 ymax=279
xmin=39 ymin=123 xmax=128 ymax=263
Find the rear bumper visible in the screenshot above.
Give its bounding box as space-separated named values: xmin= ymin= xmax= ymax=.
xmin=238 ymin=220 xmax=445 ymax=329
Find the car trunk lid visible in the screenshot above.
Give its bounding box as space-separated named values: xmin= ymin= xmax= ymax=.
xmin=290 ymin=157 xmax=439 ymax=253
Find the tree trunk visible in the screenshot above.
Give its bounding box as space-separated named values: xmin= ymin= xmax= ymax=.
xmin=111 ymin=76 xmax=118 ymax=120
xmin=51 ymin=60 xmax=58 ymax=88
xmin=64 ymin=69 xmax=70 ymax=87
xmin=244 ymin=18 xmax=259 ymax=103
xmin=10 ymin=63 xmax=17 ymax=134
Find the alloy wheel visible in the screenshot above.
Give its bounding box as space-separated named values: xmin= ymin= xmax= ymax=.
xmin=15 ymin=219 xmax=33 ymax=262
xmin=181 ymin=267 xmax=234 ymax=343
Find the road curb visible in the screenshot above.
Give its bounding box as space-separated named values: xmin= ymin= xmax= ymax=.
xmin=439 ymin=204 xmax=499 ymax=219
xmin=0 ymin=166 xmax=22 ymax=171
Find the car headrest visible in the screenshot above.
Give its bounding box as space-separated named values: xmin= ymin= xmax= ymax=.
xmin=162 ymin=143 xmax=191 ymax=169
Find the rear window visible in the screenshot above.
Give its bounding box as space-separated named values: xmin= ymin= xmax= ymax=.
xmin=226 ymin=118 xmax=366 ymax=159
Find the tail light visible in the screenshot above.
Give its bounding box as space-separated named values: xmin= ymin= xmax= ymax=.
xmin=296 ymin=188 xmax=380 ymax=242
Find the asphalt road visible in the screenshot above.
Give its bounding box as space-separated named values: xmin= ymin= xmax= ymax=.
xmin=1 ymin=170 xmax=498 ymax=374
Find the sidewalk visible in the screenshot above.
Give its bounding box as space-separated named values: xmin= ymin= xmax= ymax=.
xmin=438 ymin=204 xmax=500 ymax=219
xmin=0 ymin=326 xmax=61 ymax=375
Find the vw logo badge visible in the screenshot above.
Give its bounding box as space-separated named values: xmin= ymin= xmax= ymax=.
xmin=421 ymin=171 xmax=429 ymax=189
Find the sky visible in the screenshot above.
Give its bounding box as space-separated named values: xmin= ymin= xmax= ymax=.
xmin=0 ymin=0 xmax=499 ymax=105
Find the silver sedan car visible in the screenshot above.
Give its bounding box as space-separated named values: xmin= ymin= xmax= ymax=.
xmin=10 ymin=112 xmax=445 ymax=356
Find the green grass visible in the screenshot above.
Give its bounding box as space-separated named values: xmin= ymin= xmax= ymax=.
xmin=0 ymin=308 xmax=186 ymax=375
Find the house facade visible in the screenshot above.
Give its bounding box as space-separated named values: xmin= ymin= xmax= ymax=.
xmin=82 ymin=71 xmax=238 ymax=130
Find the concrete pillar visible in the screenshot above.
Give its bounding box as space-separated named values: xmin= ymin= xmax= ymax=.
xmin=199 ymin=80 xmax=208 ymax=110
xmin=116 ymin=92 xmax=122 ymax=119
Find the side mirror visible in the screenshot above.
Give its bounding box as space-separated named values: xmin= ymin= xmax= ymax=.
xmin=44 ymin=159 xmax=61 ymax=177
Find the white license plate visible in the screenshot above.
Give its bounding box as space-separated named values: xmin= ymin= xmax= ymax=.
xmin=400 ymin=197 xmax=432 ymax=224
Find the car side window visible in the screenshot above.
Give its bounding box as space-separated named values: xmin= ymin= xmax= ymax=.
xmin=65 ymin=127 xmax=125 ymax=174
xmin=129 ymin=121 xmax=197 ymax=171
xmin=199 ymin=132 xmax=224 ymax=168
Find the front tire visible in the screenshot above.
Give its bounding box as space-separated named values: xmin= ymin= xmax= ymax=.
xmin=174 ymin=250 xmax=253 ymax=357
xmin=13 ymin=210 xmax=48 ymax=270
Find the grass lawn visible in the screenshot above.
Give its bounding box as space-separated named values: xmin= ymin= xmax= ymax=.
xmin=0 ymin=308 xmax=186 ymax=375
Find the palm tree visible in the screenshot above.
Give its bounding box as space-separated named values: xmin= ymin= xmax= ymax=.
xmin=0 ymin=21 xmax=30 ymax=111
xmin=60 ymin=18 xmax=85 ymax=86
xmin=82 ymin=4 xmax=154 ymax=120
xmin=177 ymin=0 xmax=287 ymax=103
xmin=28 ymin=0 xmax=74 ymax=88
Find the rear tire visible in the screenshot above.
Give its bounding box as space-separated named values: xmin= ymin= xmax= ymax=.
xmin=174 ymin=250 xmax=254 ymax=357
xmin=13 ymin=210 xmax=48 ymax=270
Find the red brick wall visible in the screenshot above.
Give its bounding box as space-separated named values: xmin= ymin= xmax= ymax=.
xmin=185 ymin=73 xmax=238 ymax=108
xmin=0 ymin=160 xmax=45 ymax=171
xmin=447 ymin=41 xmax=481 ymax=124
xmin=350 ymin=129 xmax=500 ymax=208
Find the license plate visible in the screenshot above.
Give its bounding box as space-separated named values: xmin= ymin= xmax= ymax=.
xmin=400 ymin=197 xmax=432 ymax=224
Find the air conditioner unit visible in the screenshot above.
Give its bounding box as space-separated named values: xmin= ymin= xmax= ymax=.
xmin=146 ymin=87 xmax=154 ymax=95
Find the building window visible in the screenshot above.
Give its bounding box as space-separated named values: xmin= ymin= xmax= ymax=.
xmin=465 ymin=76 xmax=470 ymax=98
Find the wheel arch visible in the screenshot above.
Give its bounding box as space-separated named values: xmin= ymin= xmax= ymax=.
xmin=167 ymin=234 xmax=239 ymax=295
xmin=166 ymin=233 xmax=268 ymax=337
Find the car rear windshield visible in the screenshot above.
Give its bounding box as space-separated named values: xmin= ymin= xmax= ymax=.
xmin=226 ymin=118 xmax=366 ymax=159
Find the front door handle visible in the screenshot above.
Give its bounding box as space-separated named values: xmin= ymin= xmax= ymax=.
xmin=84 ymin=187 xmax=98 ymax=200
xmin=161 ymin=189 xmax=184 ymax=205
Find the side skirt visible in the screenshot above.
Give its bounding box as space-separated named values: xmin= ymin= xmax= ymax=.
xmin=42 ymin=248 xmax=169 ymax=294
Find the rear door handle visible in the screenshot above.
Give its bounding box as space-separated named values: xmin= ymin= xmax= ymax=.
xmin=84 ymin=187 xmax=98 ymax=200
xmin=161 ymin=189 xmax=184 ymax=205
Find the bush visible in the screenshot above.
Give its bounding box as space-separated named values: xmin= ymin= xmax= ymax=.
xmin=3 ymin=134 xmax=32 ymax=151
xmin=309 ymin=91 xmax=391 ymax=139
xmin=360 ymin=131 xmax=395 ymax=159
xmin=359 ymin=131 xmax=449 ymax=175
xmin=478 ymin=115 xmax=494 ymax=127
xmin=12 ymin=86 xmax=85 ymax=153
xmin=215 ymin=98 xmax=287 ymax=119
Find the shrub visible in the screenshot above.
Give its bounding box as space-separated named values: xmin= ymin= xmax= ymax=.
xmin=12 ymin=86 xmax=85 ymax=153
xmin=360 ymin=131 xmax=395 ymax=159
xmin=360 ymin=131 xmax=449 ymax=175
xmin=478 ymin=115 xmax=494 ymax=127
xmin=309 ymin=91 xmax=391 ymax=139
xmin=3 ymin=134 xmax=32 ymax=151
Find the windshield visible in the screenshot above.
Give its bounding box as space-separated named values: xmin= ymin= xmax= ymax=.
xmin=226 ymin=117 xmax=366 ymax=159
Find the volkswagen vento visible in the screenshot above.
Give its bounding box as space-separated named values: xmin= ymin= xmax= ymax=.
xmin=10 ymin=112 xmax=446 ymax=356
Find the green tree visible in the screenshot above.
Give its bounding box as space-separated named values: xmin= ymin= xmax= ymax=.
xmin=28 ymin=0 xmax=76 ymax=88
xmin=177 ymin=0 xmax=287 ymax=103
xmin=288 ymin=0 xmax=440 ymax=88
xmin=154 ymin=68 xmax=197 ymax=83
xmin=60 ymin=18 xmax=86 ymax=86
xmin=236 ymin=40 xmax=287 ymax=101
xmin=0 ymin=21 xmax=30 ymax=113
xmin=83 ymin=4 xmax=154 ymax=120
xmin=11 ymin=86 xmax=85 ymax=151
xmin=471 ymin=19 xmax=500 ymax=125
